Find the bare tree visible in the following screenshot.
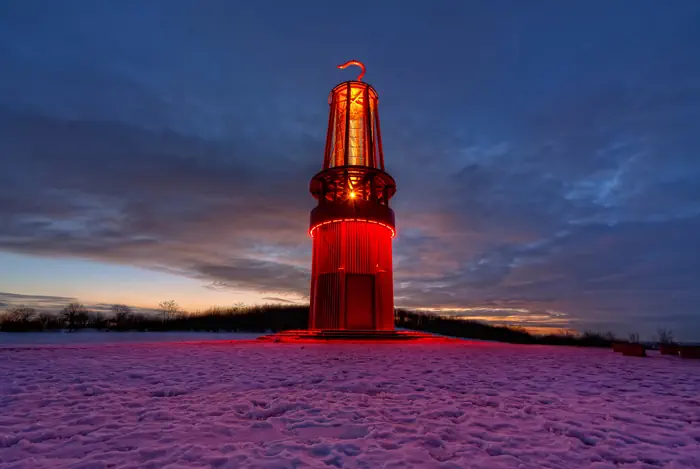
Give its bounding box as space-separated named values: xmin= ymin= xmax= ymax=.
xmin=87 ymin=311 xmax=107 ymax=329
xmin=657 ymin=328 xmax=674 ymax=345
xmin=158 ymin=300 xmax=179 ymax=322
xmin=37 ymin=312 xmax=58 ymax=330
xmin=7 ymin=306 xmax=36 ymax=323
xmin=110 ymin=304 xmax=133 ymax=327
xmin=61 ymin=303 xmax=89 ymax=331
xmin=628 ymin=332 xmax=640 ymax=344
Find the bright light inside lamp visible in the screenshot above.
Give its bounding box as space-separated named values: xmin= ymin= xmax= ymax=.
xmin=349 ymin=191 xmax=356 ymax=199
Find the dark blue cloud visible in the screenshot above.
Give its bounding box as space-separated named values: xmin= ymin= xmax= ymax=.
xmin=1 ymin=0 xmax=699 ymax=338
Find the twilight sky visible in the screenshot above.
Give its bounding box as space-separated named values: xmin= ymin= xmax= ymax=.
xmin=1 ymin=1 xmax=699 ymax=339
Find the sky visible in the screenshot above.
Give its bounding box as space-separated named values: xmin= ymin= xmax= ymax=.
xmin=1 ymin=1 xmax=699 ymax=339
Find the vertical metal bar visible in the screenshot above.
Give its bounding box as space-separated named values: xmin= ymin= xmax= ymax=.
xmin=375 ymin=103 xmax=385 ymax=171
xmin=373 ymin=225 xmax=381 ymax=328
xmin=309 ymin=224 xmax=315 ymax=329
xmin=323 ymin=92 xmax=336 ymax=169
xmin=343 ymin=82 xmax=351 ymax=166
xmin=339 ymin=222 xmax=346 ymax=329
xmin=363 ymin=85 xmax=372 ymax=167
xmin=335 ymin=222 xmax=341 ymax=329
xmin=371 ymin=265 xmax=377 ymax=329
xmin=387 ymin=229 xmax=394 ymax=329
xmin=366 ymin=91 xmax=376 ymax=168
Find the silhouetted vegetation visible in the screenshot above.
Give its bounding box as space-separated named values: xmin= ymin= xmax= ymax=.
xmin=395 ymin=310 xmax=618 ymax=347
xmin=1 ymin=307 xmax=42 ymax=332
xmin=656 ymin=328 xmax=676 ymax=345
xmin=158 ymin=300 xmax=180 ymax=322
xmin=60 ymin=303 xmax=90 ymax=331
xmin=0 ymin=303 xmax=651 ymax=348
xmin=396 ymin=309 xmax=534 ymax=343
xmin=0 ymin=304 xmax=308 ymax=333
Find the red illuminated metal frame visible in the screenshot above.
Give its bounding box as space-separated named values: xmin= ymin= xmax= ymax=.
xmin=323 ymin=81 xmax=383 ymax=170
xmin=309 ymin=218 xmax=396 ymax=238
xmin=308 ymin=61 xmax=397 ymax=331
xmin=309 ymin=220 xmax=394 ymax=331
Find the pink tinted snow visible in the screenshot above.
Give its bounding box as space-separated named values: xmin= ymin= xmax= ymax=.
xmin=1 ymin=339 xmax=699 ymax=468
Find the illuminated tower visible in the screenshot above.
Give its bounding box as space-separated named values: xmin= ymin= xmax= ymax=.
xmin=308 ymin=61 xmax=396 ymax=330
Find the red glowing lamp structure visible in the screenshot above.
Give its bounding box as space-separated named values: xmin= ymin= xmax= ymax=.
xmin=308 ymin=61 xmax=397 ymax=330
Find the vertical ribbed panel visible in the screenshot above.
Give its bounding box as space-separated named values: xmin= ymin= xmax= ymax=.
xmin=374 ymin=227 xmax=393 ymax=330
xmin=317 ymin=222 xmax=342 ymax=273
xmin=310 ymin=220 xmax=394 ymax=330
xmin=324 ymin=82 xmax=381 ymax=170
xmin=375 ymin=272 xmax=393 ymax=330
xmin=344 ymin=222 xmax=375 ymax=274
xmin=315 ymin=273 xmax=341 ymax=329
xmin=309 ymin=232 xmax=318 ymax=327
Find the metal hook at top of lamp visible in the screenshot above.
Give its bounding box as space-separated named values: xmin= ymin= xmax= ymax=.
xmin=337 ymin=60 xmax=366 ymax=81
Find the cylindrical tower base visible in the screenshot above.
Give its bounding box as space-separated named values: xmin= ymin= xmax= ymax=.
xmin=309 ymin=220 xmax=394 ymax=330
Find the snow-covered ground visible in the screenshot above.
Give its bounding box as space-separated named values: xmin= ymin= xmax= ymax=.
xmin=0 ymin=331 xmax=262 ymax=346
xmin=1 ymin=338 xmax=699 ymax=468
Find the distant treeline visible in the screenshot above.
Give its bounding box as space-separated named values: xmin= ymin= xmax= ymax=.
xmin=0 ymin=303 xmax=307 ymax=333
xmin=0 ymin=303 xmax=670 ymax=348
xmin=395 ymin=310 xmax=619 ymax=347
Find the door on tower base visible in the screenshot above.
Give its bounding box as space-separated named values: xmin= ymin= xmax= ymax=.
xmin=345 ymin=274 xmax=375 ymax=329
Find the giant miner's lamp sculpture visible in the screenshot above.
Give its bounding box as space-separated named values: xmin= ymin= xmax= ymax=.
xmin=260 ymin=61 xmax=450 ymax=342
xmin=308 ymin=60 xmax=397 ymax=331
